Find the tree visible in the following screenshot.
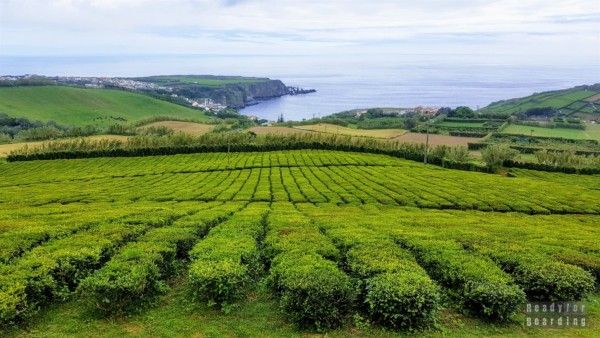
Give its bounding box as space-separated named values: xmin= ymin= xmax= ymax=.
xmin=365 ymin=108 xmax=385 ymax=118
xmin=403 ymin=118 xmax=417 ymax=130
xmin=481 ymin=144 xmax=518 ymax=171
xmin=437 ymin=107 xmax=452 ymax=115
xmin=449 ymin=106 xmax=475 ymax=118
xmin=277 ymin=113 xmax=285 ymax=123
xmin=445 ymin=146 xmax=472 ymax=162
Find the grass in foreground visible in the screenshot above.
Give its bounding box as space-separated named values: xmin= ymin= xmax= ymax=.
xmin=3 ymin=275 xmax=598 ymax=338
xmin=0 ymin=86 xmax=209 ymax=127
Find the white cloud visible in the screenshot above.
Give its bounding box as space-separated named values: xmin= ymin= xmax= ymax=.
xmin=0 ymin=0 xmax=598 ymax=64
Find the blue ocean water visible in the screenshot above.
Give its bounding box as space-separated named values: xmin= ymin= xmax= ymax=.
xmin=2 ymin=54 xmax=599 ymax=121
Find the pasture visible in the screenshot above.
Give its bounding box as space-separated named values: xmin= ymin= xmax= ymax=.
xmin=0 ymin=150 xmax=598 ymax=337
xmin=294 ymin=123 xmax=407 ymax=138
xmin=502 ymin=124 xmax=600 ymax=140
xmin=0 ymin=86 xmax=208 ymax=127
xmin=137 ymin=121 xmax=215 ymax=136
xmin=479 ymin=86 xmax=599 ymax=117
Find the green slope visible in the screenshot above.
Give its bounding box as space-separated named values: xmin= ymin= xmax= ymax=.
xmin=480 ymin=84 xmax=600 ymax=117
xmin=0 ymin=86 xmax=209 ymax=127
xmin=138 ymin=75 xmax=269 ymax=87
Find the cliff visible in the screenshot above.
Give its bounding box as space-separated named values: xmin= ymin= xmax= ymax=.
xmin=209 ymin=80 xmax=288 ymax=108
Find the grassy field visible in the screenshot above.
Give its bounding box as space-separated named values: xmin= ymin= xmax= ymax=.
xmin=0 ymin=135 xmax=130 ymax=157
xmin=0 ymin=150 xmax=598 ymax=337
xmin=137 ymin=75 xmax=270 ymax=87
xmin=294 ymin=123 xmax=407 ymax=138
xmin=249 ymin=125 xmax=478 ymax=146
xmin=479 ymin=85 xmax=599 ymax=117
xmin=0 ymin=86 xmax=209 ymax=127
xmin=434 ymin=121 xmax=486 ymax=128
xmin=502 ymin=123 xmax=600 ymax=140
xmin=137 ymin=121 xmax=215 ymax=135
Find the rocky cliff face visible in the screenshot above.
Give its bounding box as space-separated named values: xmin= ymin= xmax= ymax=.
xmin=209 ymin=80 xmax=288 ymax=108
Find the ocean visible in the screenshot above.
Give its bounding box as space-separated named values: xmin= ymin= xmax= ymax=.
xmin=2 ymin=54 xmax=599 ymax=121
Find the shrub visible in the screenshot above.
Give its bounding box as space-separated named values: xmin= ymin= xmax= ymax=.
xmin=78 ymin=250 xmax=166 ymax=313
xmin=15 ymin=125 xmax=63 ymax=141
xmin=365 ymin=272 xmax=439 ymax=330
xmin=270 ymin=253 xmax=355 ymax=331
xmin=482 ymin=144 xmax=519 ymax=171
xmin=445 ymin=146 xmax=472 ymax=162
xmin=0 ymin=209 xmax=183 ymax=325
xmin=476 ymin=246 xmax=595 ymax=301
xmin=189 ymin=204 xmax=267 ymax=308
xmin=511 ymin=260 xmax=595 ymax=301
xmin=189 ymin=259 xmax=250 ymax=306
xmin=0 ymin=132 xmax=12 ymax=144
xmin=265 ymin=203 xmax=353 ymax=330
xmin=78 ymin=205 xmax=233 ymax=315
xmin=403 ymin=239 xmax=525 ymax=320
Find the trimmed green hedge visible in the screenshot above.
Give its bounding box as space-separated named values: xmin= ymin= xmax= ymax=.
xmin=78 ymin=203 xmax=232 ymax=314
xmin=346 ymin=243 xmax=440 ymax=329
xmin=365 ymin=272 xmax=439 ymax=330
xmin=402 ymin=239 xmax=525 ymax=320
xmin=503 ymin=160 xmax=600 ymax=175
xmin=0 ymin=212 xmax=178 ymax=324
xmin=189 ymin=203 xmax=267 ymax=308
xmin=265 ymin=203 xmax=353 ymax=331
xmin=270 ymin=252 xmax=355 ymax=331
xmin=474 ymin=245 xmax=595 ymax=301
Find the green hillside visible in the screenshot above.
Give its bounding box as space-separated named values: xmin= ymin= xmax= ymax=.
xmin=480 ymin=84 xmax=600 ymax=117
xmin=0 ymin=86 xmax=209 ymax=127
xmin=137 ymin=75 xmax=270 ymax=87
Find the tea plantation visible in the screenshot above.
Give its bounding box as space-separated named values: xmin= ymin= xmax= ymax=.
xmin=0 ymin=150 xmax=598 ymax=337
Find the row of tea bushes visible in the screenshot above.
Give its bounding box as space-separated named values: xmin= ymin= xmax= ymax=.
xmin=0 ymin=209 xmax=184 ymax=325
xmin=78 ymin=202 xmax=235 ymax=313
xmin=0 ymin=205 xmax=166 ymax=265
xmin=469 ymin=243 xmax=595 ymax=301
xmin=400 ymin=238 xmax=526 ymax=320
xmin=188 ymin=203 xmax=266 ymax=308
xmin=302 ymin=203 xmax=441 ymax=329
xmin=265 ymin=203 xmax=354 ymax=331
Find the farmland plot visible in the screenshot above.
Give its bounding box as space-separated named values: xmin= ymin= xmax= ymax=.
xmin=0 ymin=149 xmax=598 ymax=336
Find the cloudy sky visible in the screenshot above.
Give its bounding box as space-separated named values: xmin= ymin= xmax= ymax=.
xmin=1 ymin=0 xmax=599 ymax=65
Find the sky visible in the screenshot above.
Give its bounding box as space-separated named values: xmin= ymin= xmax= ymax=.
xmin=1 ymin=0 xmax=599 ymax=66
